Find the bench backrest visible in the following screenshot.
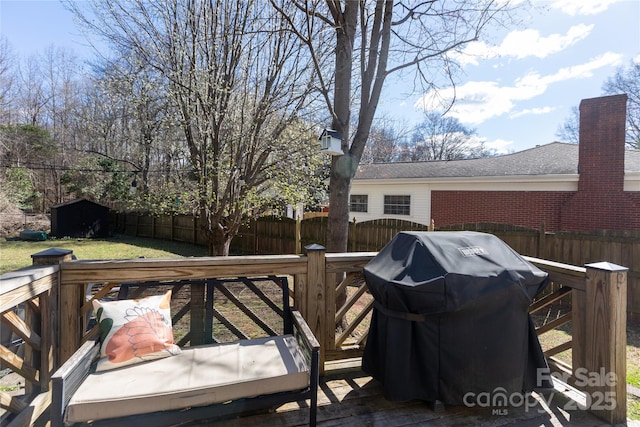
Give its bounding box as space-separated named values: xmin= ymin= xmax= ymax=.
xmin=114 ymin=276 xmax=292 ymax=346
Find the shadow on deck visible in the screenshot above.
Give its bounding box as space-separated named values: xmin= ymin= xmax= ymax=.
xmin=195 ymin=362 xmax=616 ymax=427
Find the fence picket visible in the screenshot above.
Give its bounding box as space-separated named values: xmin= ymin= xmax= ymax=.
xmin=110 ymin=211 xmax=640 ymax=318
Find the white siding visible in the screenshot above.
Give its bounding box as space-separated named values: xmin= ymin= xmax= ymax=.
xmin=349 ymin=182 xmax=432 ymax=226
xmin=625 ymin=173 xmax=640 ymax=191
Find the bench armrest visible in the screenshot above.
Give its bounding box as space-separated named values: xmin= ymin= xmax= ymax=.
xmin=291 ymin=309 xmax=320 ymax=356
xmin=51 ymin=340 xmax=100 ymax=427
xmin=291 ymin=309 xmax=319 ymax=426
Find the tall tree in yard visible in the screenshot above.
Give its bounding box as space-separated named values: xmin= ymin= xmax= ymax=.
xmin=67 ymin=0 xmax=319 ymax=255
xmin=557 ymin=60 xmax=640 ymax=149
xmin=271 ymin=0 xmax=517 ymax=254
xmin=0 ymin=37 xmax=15 ymax=123
xmin=360 ymin=116 xmax=409 ymax=163
xmin=603 ymin=60 xmax=640 ymax=149
xmin=400 ymin=112 xmax=491 ymax=161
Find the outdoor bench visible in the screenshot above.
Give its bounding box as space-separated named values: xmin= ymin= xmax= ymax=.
xmin=51 ymin=277 xmax=320 ymax=427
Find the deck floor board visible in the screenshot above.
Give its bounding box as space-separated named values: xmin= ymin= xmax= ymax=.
xmin=192 ymin=367 xmax=614 ymax=427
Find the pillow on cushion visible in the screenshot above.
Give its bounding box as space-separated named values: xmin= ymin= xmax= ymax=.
xmin=92 ymin=290 xmax=181 ymax=372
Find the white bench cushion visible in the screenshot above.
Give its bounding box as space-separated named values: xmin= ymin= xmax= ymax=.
xmin=65 ymin=335 xmax=310 ymax=423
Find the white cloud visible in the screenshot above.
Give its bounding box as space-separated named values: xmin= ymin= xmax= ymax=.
xmin=549 ymin=0 xmax=621 ymax=16
xmin=510 ymin=106 xmax=555 ymax=119
xmin=483 ymin=138 xmax=514 ymax=154
xmin=415 ymin=53 xmax=623 ymax=124
xmin=456 ymin=24 xmax=593 ymax=66
xmin=543 ymin=51 xmax=623 ymax=82
xmin=414 ymin=81 xmax=514 ymax=124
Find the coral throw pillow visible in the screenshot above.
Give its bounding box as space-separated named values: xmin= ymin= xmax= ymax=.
xmin=92 ymin=290 xmax=181 ymax=371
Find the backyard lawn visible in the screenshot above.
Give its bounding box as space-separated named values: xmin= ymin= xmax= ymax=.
xmin=0 ymin=234 xmax=208 ymax=275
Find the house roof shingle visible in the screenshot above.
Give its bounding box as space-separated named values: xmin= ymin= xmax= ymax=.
xmin=354 ymin=142 xmax=640 ymax=180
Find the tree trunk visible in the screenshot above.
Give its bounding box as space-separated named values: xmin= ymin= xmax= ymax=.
xmin=326 ymin=3 xmax=357 ymax=254
xmin=208 ymin=226 xmax=232 ymax=256
xmin=210 ymin=238 xmax=231 ymax=257
xmin=327 ymin=3 xmax=358 ymax=329
xmin=327 ymin=155 xmax=356 ymax=252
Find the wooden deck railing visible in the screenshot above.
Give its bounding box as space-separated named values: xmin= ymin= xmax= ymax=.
xmin=0 ymin=248 xmax=72 ymax=427
xmin=525 ymin=256 xmax=628 ymax=424
xmin=57 ymin=254 xmax=308 ymax=363
xmin=0 ymin=245 xmax=628 ymax=425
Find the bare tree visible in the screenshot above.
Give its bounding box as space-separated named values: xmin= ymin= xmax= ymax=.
xmin=603 ymin=60 xmax=640 ymax=149
xmin=271 ymin=0 xmax=518 ymax=254
xmin=91 ymin=57 xmax=172 ymax=196
xmin=399 ymin=111 xmax=483 ymax=161
xmin=39 ymin=46 xmax=84 ymax=204
xmin=16 ymin=55 xmax=48 ymax=126
xmin=0 ymin=36 xmax=15 ymax=123
xmin=557 ymin=60 xmax=640 ymax=149
xmin=555 ymin=106 xmax=579 ymax=144
xmin=67 ymin=0 xmax=319 ymax=255
xmin=360 ymin=116 xmax=409 ymax=163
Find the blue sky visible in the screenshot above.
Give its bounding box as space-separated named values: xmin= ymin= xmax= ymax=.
xmin=384 ymin=0 xmax=640 ymax=153
xmin=1 ymin=0 xmax=639 ymax=154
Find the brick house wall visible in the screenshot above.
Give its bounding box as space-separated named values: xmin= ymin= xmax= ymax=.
xmin=431 ymin=191 xmax=574 ymax=231
xmin=433 ymin=94 xmax=639 ymax=232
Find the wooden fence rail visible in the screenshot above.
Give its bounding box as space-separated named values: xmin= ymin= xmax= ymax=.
xmin=110 ymin=212 xmax=640 ymax=318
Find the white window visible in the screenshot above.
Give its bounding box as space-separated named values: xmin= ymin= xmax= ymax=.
xmin=350 ymin=195 xmax=368 ymax=213
xmin=384 ymin=195 xmax=410 ymax=215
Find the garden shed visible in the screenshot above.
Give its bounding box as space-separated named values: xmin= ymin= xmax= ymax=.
xmin=50 ymin=199 xmax=110 ymax=238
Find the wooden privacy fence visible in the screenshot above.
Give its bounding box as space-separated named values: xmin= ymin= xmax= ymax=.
xmin=110 ymin=212 xmax=434 ymax=254
xmin=111 ymin=212 xmax=640 ymax=317
xmin=446 ymin=223 xmax=640 ymax=319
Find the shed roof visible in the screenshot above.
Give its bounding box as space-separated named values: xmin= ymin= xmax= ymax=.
xmin=354 ymin=142 xmax=640 ymax=180
xmin=51 ymin=198 xmax=109 ymax=209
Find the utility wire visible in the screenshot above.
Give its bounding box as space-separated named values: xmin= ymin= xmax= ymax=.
xmin=0 ymin=162 xmax=189 ymax=174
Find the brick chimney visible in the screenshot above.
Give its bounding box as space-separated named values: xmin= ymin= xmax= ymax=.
xmin=561 ymin=94 xmax=640 ymax=231
xmin=577 ymin=94 xmax=627 ymax=193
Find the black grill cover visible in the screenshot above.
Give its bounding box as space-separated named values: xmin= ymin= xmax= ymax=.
xmin=362 ymin=231 xmax=551 ymax=405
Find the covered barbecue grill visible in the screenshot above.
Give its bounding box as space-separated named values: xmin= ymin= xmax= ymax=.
xmin=362 ymin=231 xmax=551 ymax=405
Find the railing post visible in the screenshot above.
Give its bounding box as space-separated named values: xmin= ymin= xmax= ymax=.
xmin=305 ymin=244 xmax=326 ymax=374
xmin=34 ymin=248 xmax=81 ymax=366
xmin=350 ymin=217 xmax=357 ymax=252
xmin=296 ymin=215 xmax=302 ymax=255
xmin=31 ymin=248 xmax=74 ymax=381
xmin=583 ymin=262 xmax=627 ymax=424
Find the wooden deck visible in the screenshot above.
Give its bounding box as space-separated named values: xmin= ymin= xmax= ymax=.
xmin=191 ymin=361 xmax=616 ymax=427
xmin=1 ymin=252 xmax=630 ymax=426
